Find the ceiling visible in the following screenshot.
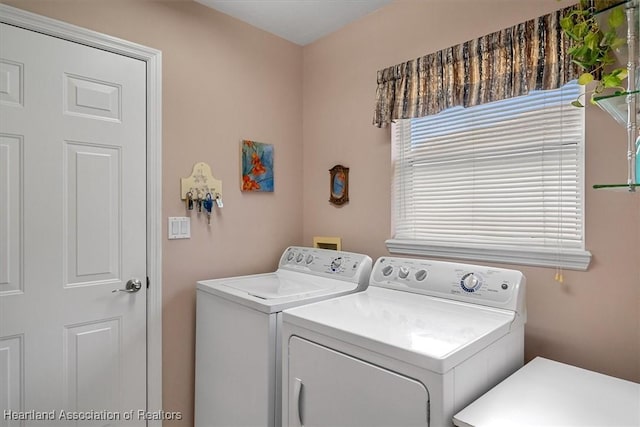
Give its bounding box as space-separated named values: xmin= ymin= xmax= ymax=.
xmin=194 ymin=0 xmax=393 ymax=46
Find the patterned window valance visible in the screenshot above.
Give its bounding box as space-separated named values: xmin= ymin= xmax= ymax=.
xmin=372 ymin=6 xmax=582 ymax=128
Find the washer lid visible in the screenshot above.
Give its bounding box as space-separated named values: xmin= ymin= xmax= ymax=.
xmin=220 ymin=274 xmax=327 ymax=299
xmin=197 ymin=270 xmax=359 ymax=314
xmin=283 ymin=286 xmax=516 ymax=373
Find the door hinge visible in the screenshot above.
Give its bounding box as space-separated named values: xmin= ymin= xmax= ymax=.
xmin=146 ymin=276 xmax=150 ymax=289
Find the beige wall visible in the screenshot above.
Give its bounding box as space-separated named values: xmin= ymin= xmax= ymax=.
xmin=302 ymin=0 xmax=640 ymax=383
xmin=4 ymin=0 xmax=639 ymax=425
xmin=3 ymin=0 xmax=303 ymax=425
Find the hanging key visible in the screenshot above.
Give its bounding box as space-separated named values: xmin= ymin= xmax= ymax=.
xmin=186 ymin=191 xmax=194 ymax=210
xmin=203 ymin=193 xmax=213 ymax=224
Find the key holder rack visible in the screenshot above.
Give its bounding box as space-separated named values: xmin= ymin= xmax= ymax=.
xmin=181 ymin=162 xmax=223 ymax=223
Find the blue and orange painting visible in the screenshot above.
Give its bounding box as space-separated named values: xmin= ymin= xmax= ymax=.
xmin=241 ymin=140 xmax=274 ymax=192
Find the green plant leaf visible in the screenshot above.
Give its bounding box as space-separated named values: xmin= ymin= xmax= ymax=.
xmin=578 ymin=72 xmax=595 ymax=85
xmin=608 ymin=7 xmax=625 ymax=29
xmin=583 ymin=48 xmax=600 ymax=66
xmin=601 ymin=29 xmax=616 ymax=47
xmin=611 ymin=67 xmax=628 ymax=79
xmin=574 ymin=22 xmax=589 ymax=38
xmin=560 ymin=17 xmax=573 ymax=31
xmin=571 ymin=99 xmax=585 ymax=107
xmin=569 ymin=45 xmax=588 ymax=57
xmin=602 ymin=73 xmax=622 ymax=88
xmin=610 ymin=36 xmax=626 ymax=50
xmin=571 ymin=58 xmax=590 ymax=70
xmin=584 ymin=31 xmax=599 ymax=50
xmin=602 ymin=51 xmax=616 ymax=65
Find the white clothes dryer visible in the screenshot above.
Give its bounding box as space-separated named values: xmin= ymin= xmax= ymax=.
xmin=281 ymin=256 xmax=526 ymax=427
xmin=195 ymin=246 xmax=372 ymax=427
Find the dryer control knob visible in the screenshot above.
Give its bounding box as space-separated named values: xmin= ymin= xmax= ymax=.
xmin=381 ymin=265 xmax=394 ymax=276
xmin=287 ymin=251 xmax=295 ymax=261
xmin=306 ymin=254 xmax=314 ymax=264
xmin=398 ymin=267 xmax=409 ymax=279
xmin=296 ymin=253 xmax=304 ymax=263
xmin=415 ymin=269 xmax=427 ymax=281
xmin=461 ymin=273 xmax=483 ymax=292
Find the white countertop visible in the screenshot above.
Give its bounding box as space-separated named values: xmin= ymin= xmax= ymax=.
xmin=283 ymin=286 xmax=515 ymax=373
xmin=453 ymin=357 xmax=640 ymax=427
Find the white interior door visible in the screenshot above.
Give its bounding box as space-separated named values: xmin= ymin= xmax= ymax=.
xmin=0 ymin=22 xmax=147 ymax=426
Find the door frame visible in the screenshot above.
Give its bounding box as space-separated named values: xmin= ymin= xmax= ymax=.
xmin=0 ymin=4 xmax=163 ymax=425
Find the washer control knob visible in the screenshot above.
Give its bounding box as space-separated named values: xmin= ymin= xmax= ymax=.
xmin=330 ymin=257 xmax=342 ymax=271
xmin=460 ymin=273 xmax=482 ymax=293
xmin=306 ymin=254 xmax=314 ymax=264
xmin=381 ymin=265 xmax=394 ymax=276
xmin=398 ymin=267 xmax=409 ymax=279
xmin=296 ymin=253 xmax=304 ymax=263
xmin=415 ymin=269 xmax=427 ymax=281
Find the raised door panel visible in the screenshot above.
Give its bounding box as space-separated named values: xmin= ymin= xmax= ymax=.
xmin=0 ymin=336 xmax=23 ymax=427
xmin=63 ymin=319 xmax=120 ymax=422
xmin=63 ymin=74 xmax=121 ymax=122
xmin=64 ymin=142 xmax=120 ymax=287
xmin=0 ymin=134 xmax=22 ymax=295
xmin=0 ymin=59 xmax=23 ymax=107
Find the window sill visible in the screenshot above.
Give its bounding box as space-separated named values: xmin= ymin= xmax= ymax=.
xmin=385 ymin=239 xmax=592 ymax=271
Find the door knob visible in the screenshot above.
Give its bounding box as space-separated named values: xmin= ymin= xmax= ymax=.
xmin=112 ymin=278 xmax=142 ymax=293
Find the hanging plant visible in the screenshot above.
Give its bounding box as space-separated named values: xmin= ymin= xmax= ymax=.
xmin=560 ymin=0 xmax=628 ymax=106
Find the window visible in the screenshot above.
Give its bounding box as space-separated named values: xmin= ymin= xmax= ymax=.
xmin=388 ymin=82 xmax=591 ymax=270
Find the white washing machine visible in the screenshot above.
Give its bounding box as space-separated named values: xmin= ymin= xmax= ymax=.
xmin=281 ymin=256 xmax=526 ymax=427
xmin=195 ymin=246 xmax=372 ymax=427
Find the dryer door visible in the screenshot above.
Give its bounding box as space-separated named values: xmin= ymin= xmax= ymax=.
xmin=288 ymin=336 xmax=430 ymax=426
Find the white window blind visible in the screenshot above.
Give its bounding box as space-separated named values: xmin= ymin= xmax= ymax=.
xmin=388 ymin=82 xmax=592 ymax=270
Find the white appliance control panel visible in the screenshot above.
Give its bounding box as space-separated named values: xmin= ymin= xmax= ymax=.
xmin=279 ymin=246 xmax=372 ymax=285
xmin=371 ymin=257 xmax=525 ymax=313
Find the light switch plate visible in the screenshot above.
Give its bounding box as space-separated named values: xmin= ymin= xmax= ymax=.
xmin=168 ymin=217 xmax=191 ymax=239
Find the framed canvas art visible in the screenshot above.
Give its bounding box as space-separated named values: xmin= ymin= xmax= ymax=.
xmin=241 ymin=140 xmax=274 ymax=192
